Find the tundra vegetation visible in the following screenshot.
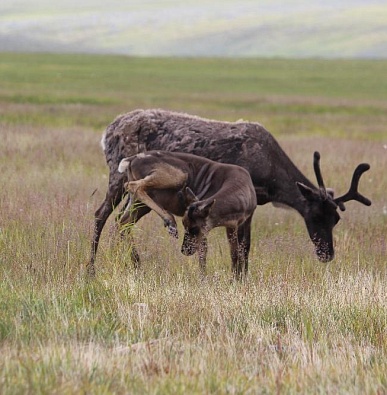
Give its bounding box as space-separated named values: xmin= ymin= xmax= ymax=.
xmin=0 ymin=53 xmax=386 ymax=394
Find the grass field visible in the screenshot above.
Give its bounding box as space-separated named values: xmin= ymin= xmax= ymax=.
xmin=0 ymin=53 xmax=386 ymax=394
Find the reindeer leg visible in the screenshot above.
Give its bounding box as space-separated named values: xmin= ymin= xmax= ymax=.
xmin=89 ymin=174 xmax=126 ymax=276
xmin=226 ymin=227 xmax=240 ymax=279
xmin=118 ymin=197 xmax=151 ymax=269
xmin=114 ymin=192 xmax=130 ymax=225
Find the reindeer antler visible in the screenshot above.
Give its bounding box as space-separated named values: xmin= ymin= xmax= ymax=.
xmin=334 ymin=163 xmax=372 ymax=211
xmin=313 ymin=151 xmax=328 ymax=199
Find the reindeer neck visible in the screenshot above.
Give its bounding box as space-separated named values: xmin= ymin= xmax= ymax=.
xmin=275 ymin=179 xmax=314 ymax=215
xmin=264 ymin=156 xmax=317 ymax=217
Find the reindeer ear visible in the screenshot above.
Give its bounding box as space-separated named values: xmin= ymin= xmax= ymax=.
xmin=326 ymin=188 xmax=335 ymax=198
xmin=296 ymin=182 xmax=318 ymax=202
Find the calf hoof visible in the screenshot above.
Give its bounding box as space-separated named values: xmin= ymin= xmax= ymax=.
xmin=164 ymin=219 xmax=178 ymax=238
xmin=167 ymin=225 xmax=178 ymax=238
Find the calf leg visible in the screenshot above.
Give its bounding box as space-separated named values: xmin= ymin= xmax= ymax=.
xmin=226 ymin=227 xmax=240 ymax=279
xmin=129 ymin=179 xmax=178 ymax=236
xmin=198 ymin=237 xmax=208 ymax=277
xmin=236 ymin=215 xmax=253 ymax=277
xmin=127 ymin=168 xmax=187 ymax=237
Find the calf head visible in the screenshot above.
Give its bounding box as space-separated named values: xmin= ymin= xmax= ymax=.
xmin=297 ymin=152 xmax=371 ymax=262
xmin=180 ymin=187 xmax=216 ymax=256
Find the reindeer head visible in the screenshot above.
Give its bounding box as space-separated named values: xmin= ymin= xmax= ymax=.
xmin=297 ymin=152 xmax=371 ymax=262
xmin=180 ymin=187 xmax=215 ymax=256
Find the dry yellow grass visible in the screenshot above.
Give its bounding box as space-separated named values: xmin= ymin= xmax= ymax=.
xmin=0 ymin=121 xmax=386 ymax=394
xmin=1 ymin=53 xmax=386 ymax=394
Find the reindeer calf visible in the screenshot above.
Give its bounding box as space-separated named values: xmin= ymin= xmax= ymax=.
xmin=118 ymin=151 xmax=257 ymax=278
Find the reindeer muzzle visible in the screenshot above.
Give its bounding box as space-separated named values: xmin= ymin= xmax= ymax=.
xmin=314 ymin=241 xmax=334 ymax=263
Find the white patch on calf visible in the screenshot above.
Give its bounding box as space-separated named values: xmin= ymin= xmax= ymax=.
xmin=118 ymin=158 xmax=130 ymax=173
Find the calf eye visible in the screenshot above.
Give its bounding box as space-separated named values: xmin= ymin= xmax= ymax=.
xmin=189 ymin=227 xmax=200 ymax=236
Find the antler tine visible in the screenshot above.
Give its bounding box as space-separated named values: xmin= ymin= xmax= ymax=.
xmin=334 ymin=163 xmax=372 ymax=211
xmin=313 ymin=151 xmax=327 ymax=197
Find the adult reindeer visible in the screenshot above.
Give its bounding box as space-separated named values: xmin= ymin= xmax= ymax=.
xmin=89 ymin=109 xmax=371 ymax=275
xmin=117 ymin=151 xmax=257 ymax=278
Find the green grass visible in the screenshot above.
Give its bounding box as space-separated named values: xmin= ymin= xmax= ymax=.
xmin=1 ymin=53 xmax=387 ymax=138
xmin=0 ymin=53 xmax=386 ymax=394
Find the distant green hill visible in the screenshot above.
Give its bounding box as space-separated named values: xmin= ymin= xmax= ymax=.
xmin=1 ymin=0 xmax=386 ymax=58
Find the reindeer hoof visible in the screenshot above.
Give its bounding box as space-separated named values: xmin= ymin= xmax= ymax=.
xmin=86 ymin=263 xmax=96 ymax=278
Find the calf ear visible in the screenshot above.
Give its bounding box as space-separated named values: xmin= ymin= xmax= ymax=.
xmin=197 ymin=199 xmax=216 ymax=217
xmin=184 ymin=187 xmax=199 ymax=205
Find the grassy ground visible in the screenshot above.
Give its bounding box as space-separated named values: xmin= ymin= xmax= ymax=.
xmin=0 ymin=53 xmax=386 ymax=394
